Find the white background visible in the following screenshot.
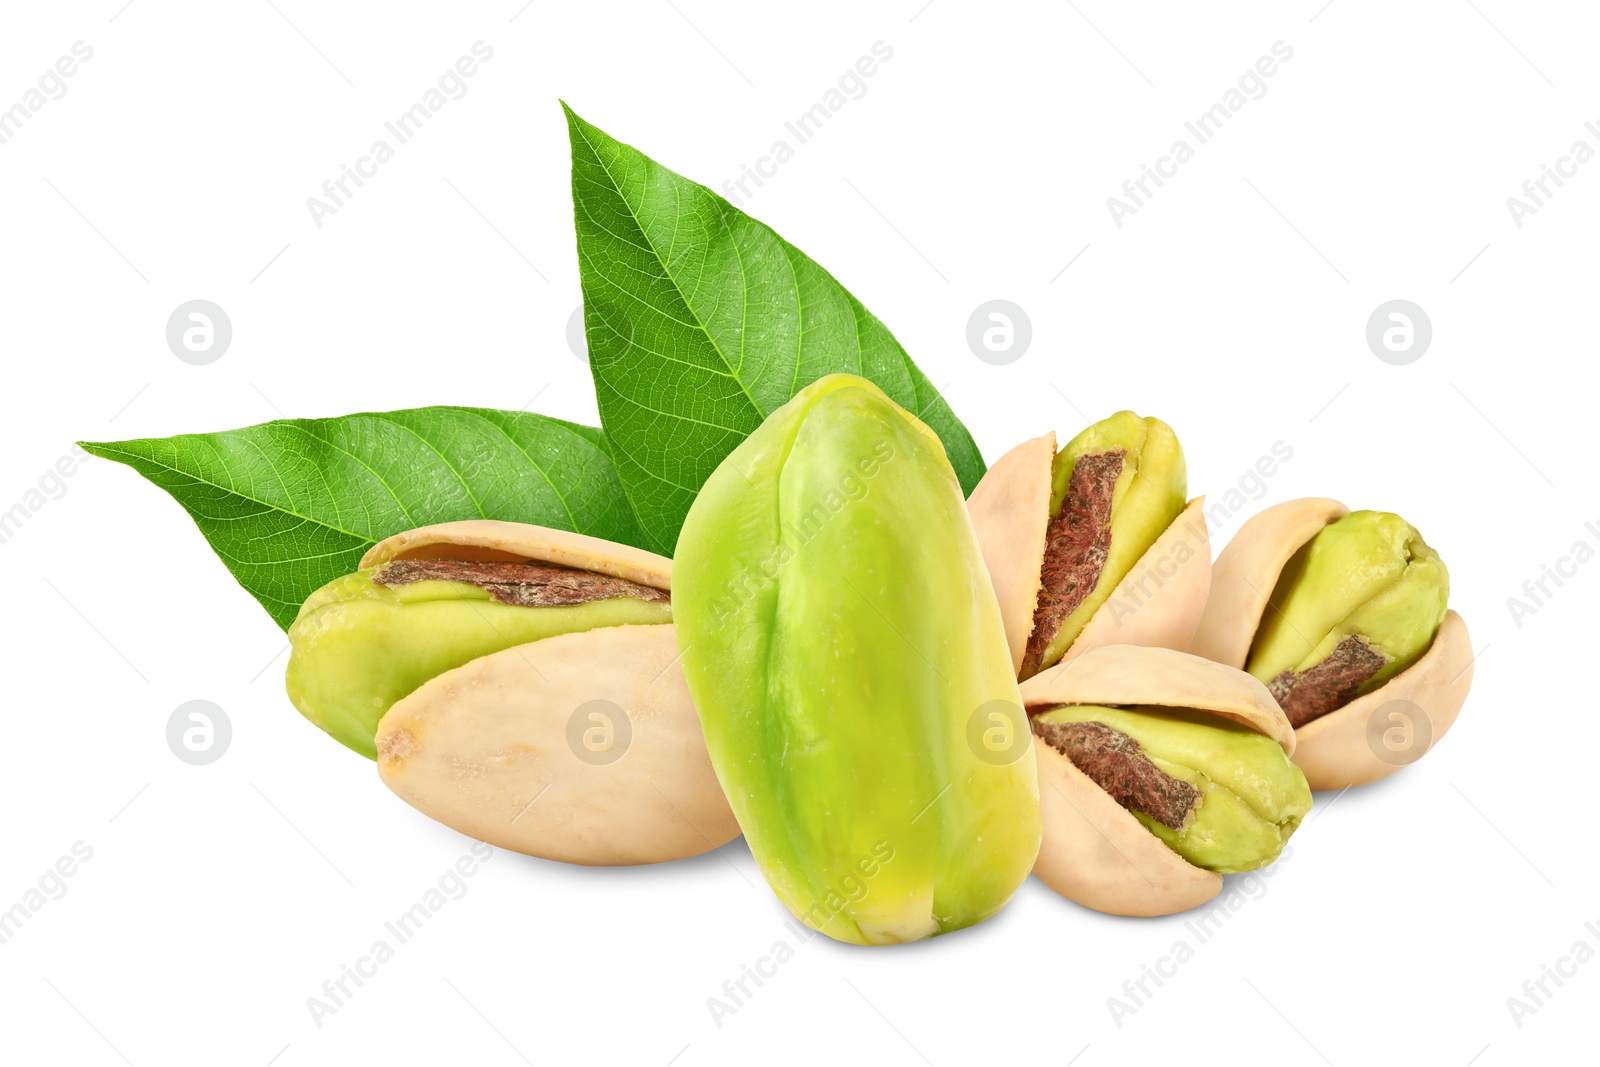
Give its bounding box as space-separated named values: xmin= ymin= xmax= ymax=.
xmin=0 ymin=2 xmax=1592 ymax=1064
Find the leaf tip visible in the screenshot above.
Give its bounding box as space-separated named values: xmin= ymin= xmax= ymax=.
xmin=559 ymin=98 xmax=586 ymax=132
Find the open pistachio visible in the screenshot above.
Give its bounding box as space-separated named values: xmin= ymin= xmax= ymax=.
xmin=967 ymin=411 xmax=1210 ymax=681
xmin=1192 ymin=499 xmax=1473 ymax=789
xmin=675 ymin=374 xmax=1040 ymax=945
xmin=290 ymin=520 xmax=739 ymax=865
xmin=287 ymin=521 xmax=674 ymax=757
xmin=1020 ymin=645 xmax=1308 ymax=917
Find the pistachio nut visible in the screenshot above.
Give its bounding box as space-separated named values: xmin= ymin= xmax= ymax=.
xmin=1020 ymin=645 xmax=1308 ymax=917
xmin=1191 ymin=499 xmax=1473 ymax=789
xmin=967 ymin=412 xmax=1210 ymax=680
xmin=674 ymin=373 xmax=1041 ymax=945
xmin=287 ymin=521 xmax=675 ymax=758
xmin=291 ymin=520 xmax=739 ymax=865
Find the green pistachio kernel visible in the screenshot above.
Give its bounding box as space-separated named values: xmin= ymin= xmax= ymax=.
xmin=1032 ymin=702 xmax=1311 ymax=874
xmin=286 ymin=564 xmax=671 ymax=758
xmin=1023 ymin=411 xmax=1187 ymax=678
xmin=1247 ymin=510 xmax=1449 ymax=727
xmin=674 ymin=373 xmax=1040 ymax=945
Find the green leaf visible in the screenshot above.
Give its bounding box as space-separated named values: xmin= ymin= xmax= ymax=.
xmin=81 ymin=407 xmax=648 ymax=631
xmin=565 ymin=103 xmax=985 ymax=555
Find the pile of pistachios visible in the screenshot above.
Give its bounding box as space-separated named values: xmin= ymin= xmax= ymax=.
xmin=284 ymin=373 xmax=1473 ymax=940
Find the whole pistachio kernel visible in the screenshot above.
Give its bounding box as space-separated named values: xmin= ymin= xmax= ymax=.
xmin=286 ymin=560 xmax=671 ymax=758
xmin=1031 ymin=703 xmax=1311 ymax=874
xmin=1022 ymin=412 xmax=1187 ymax=678
xmin=1246 ymin=510 xmax=1449 ymax=728
xmin=674 ymin=373 xmax=1039 ymax=946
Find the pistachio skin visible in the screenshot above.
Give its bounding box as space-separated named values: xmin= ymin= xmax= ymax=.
xmin=286 ymin=571 xmax=671 ymax=758
xmin=1035 ymin=412 xmax=1188 ymax=673
xmin=1247 ymin=510 xmax=1448 ymax=700
xmin=674 ymin=374 xmax=1040 ymax=946
xmin=1033 ymin=703 xmax=1310 ymax=874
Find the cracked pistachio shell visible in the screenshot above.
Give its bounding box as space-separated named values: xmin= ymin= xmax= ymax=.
xmin=674 ymin=374 xmax=1040 ymax=945
xmin=286 ymin=521 xmax=672 ymax=758
xmin=1192 ymin=499 xmax=1473 ymax=789
xmin=310 ymin=521 xmax=734 ymax=865
xmin=1020 ymin=646 xmax=1297 ymax=917
xmin=967 ymin=417 xmax=1211 ymax=679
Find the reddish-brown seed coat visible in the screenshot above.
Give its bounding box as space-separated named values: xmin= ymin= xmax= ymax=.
xmin=372 ymin=559 xmax=670 ymax=608
xmin=1032 ymin=718 xmax=1201 ymax=830
xmin=1268 ymin=634 xmax=1388 ymax=728
xmin=1020 ymin=449 xmax=1124 ymax=677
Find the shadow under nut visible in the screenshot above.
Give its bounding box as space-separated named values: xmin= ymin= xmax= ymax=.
xmin=374 ymin=623 xmax=738 ymax=866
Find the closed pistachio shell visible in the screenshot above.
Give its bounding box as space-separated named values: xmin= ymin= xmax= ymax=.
xmin=967 ymin=425 xmax=1211 ymax=680
xmin=1192 ymin=499 xmax=1471 ymax=789
xmin=1020 ymin=646 xmax=1298 ymax=917
xmin=376 ymin=623 xmax=739 ymax=865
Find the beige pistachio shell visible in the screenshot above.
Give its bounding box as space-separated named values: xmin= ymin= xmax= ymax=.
xmin=966 ymin=432 xmax=1055 ymax=674
xmin=1069 ymin=496 xmax=1212 ymax=663
xmin=966 ymin=436 xmax=1212 ymax=677
xmin=362 ymin=519 xmax=673 ymax=592
xmin=1189 ymin=498 xmax=1347 ymax=668
xmin=1021 ymin=644 xmax=1295 ymax=752
xmin=1190 ymin=498 xmax=1471 ymax=789
xmin=375 ymin=623 xmax=739 ymax=865
xmin=1018 ymin=645 xmax=1294 ymax=917
xmin=1293 ymin=610 xmax=1473 ymax=790
xmin=1033 ymin=739 xmax=1222 ymax=917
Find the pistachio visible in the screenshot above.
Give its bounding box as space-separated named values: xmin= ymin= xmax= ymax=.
xmin=1248 ymin=510 xmax=1448 ymax=725
xmin=291 ymin=520 xmax=738 ymax=864
xmin=1192 ymin=499 xmax=1473 ymax=789
xmin=1020 ymin=645 xmax=1307 ymax=917
xmin=968 ymin=412 xmax=1209 ymax=680
xmin=674 ymin=373 xmax=1040 ymax=945
xmin=288 ymin=559 xmax=668 ymax=758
